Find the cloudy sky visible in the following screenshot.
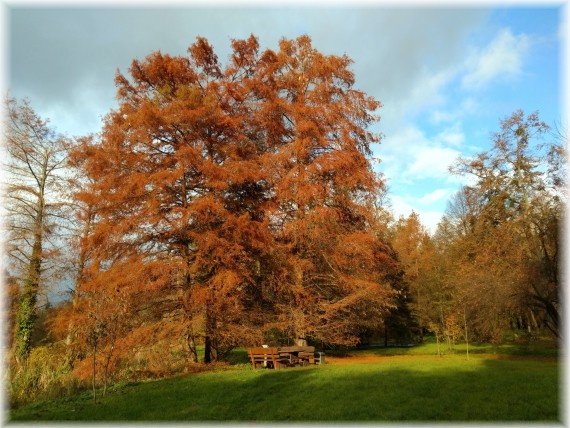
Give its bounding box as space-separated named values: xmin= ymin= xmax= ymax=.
xmin=5 ymin=2 xmax=566 ymax=232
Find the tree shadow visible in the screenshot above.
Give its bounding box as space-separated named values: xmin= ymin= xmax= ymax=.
xmin=174 ymin=358 xmax=559 ymax=422
xmin=10 ymin=357 xmax=559 ymax=422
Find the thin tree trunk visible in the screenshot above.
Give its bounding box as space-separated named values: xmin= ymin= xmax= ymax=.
xmin=103 ymin=338 xmax=116 ymax=396
xmin=204 ymin=336 xmax=211 ymax=364
xmin=185 ymin=325 xmax=198 ymax=364
xmin=463 ymin=307 xmax=469 ymax=361
xmin=542 ymin=301 xmax=559 ymax=338
xmin=92 ymin=339 xmax=97 ymax=404
xmin=530 ymin=309 xmax=539 ymax=329
xmin=204 ymin=305 xmax=214 ymax=364
xmin=435 ymin=331 xmax=441 ymax=357
xmin=66 ymin=206 xmax=94 ymax=349
xmin=439 ymin=306 xmax=446 ymax=354
xmin=211 ymin=338 xmax=219 ymax=361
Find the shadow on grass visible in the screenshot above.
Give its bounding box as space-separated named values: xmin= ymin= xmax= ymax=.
xmin=10 ymin=355 xmax=559 ymax=423
xmin=222 ymin=348 xmax=247 ymax=365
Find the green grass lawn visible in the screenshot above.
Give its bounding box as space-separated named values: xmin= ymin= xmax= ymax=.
xmin=9 ymin=341 xmax=559 ymax=422
xmin=341 ymin=338 xmax=559 ymax=359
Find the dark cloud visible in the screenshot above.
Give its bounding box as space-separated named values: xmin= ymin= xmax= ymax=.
xmin=8 ymin=6 xmax=488 ymax=135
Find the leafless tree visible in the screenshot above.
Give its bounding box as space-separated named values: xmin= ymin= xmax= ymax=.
xmin=4 ymin=97 xmax=70 ymax=363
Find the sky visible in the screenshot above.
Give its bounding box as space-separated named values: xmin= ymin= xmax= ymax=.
xmin=4 ymin=1 xmax=567 ymax=233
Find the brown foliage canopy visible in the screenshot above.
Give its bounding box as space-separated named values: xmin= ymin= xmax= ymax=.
xmin=70 ymin=35 xmax=397 ymax=363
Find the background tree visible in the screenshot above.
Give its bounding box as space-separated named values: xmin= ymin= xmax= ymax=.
xmin=389 ymin=212 xmax=447 ymax=342
xmin=447 ymin=110 xmax=565 ymax=340
xmin=3 ymin=272 xmax=21 ymax=349
xmin=4 ymin=97 xmax=70 ymax=364
xmin=390 ymin=213 xmax=428 ymax=326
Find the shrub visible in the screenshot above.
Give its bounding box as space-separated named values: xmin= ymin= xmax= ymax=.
xmin=8 ymin=343 xmax=87 ymax=407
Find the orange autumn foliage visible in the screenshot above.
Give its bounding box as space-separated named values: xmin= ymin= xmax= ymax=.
xmin=69 ymin=34 xmax=397 ymax=368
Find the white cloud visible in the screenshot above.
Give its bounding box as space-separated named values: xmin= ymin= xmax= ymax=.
xmin=377 ymin=126 xmax=425 ymax=184
xmin=429 ymin=110 xmax=457 ymax=125
xmin=462 ymin=28 xmax=531 ymax=90
xmin=390 ymin=195 xmax=444 ymax=235
xmin=436 ymin=124 xmax=465 ymax=147
xmin=407 ymin=146 xmax=461 ymax=180
xmin=430 ymin=98 xmax=478 ymax=126
xmin=416 ymin=188 xmax=453 ymax=205
xmin=406 ymin=68 xmax=456 ymax=114
xmin=390 ymin=194 xmax=416 ymax=216
xmin=419 ymin=210 xmax=447 ymax=235
xmin=379 ymin=124 xmax=465 ymax=186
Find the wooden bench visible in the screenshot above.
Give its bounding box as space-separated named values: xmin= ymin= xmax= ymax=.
xmin=248 ymin=347 xmax=288 ymax=369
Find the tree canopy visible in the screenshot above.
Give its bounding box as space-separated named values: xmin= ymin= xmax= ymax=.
xmin=67 ymin=35 xmax=397 ymax=365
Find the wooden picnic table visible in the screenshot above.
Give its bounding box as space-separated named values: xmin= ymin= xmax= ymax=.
xmin=248 ymin=346 xmax=318 ymax=369
xmin=278 ymin=346 xmax=315 ymax=366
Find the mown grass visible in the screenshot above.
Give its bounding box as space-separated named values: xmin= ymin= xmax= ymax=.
xmin=9 ymin=340 xmax=559 ymax=422
xmin=345 ymin=337 xmax=559 ymax=358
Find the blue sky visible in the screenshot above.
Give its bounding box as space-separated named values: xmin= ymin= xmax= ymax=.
xmin=379 ymin=6 xmax=564 ymax=231
xmin=5 ymin=2 xmax=566 ymax=232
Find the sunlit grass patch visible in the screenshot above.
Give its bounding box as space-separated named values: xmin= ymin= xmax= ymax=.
xmin=9 ymin=346 xmax=559 ymax=422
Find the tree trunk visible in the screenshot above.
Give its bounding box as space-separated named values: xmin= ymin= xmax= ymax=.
xmin=103 ymin=339 xmax=116 ymax=396
xmin=204 ymin=336 xmax=211 ymax=364
xmin=92 ymin=339 xmax=97 ymax=404
xmin=211 ymin=338 xmax=219 ymax=361
xmin=542 ymin=300 xmax=559 ymax=338
xmin=463 ymin=307 xmax=469 ymax=361
xmin=14 ymin=235 xmax=42 ymax=364
xmin=435 ymin=331 xmax=441 ymax=357
xmin=185 ymin=325 xmax=198 ymax=364
xmin=530 ymin=309 xmax=539 ymax=330
xmin=203 ymin=305 xmax=215 ymax=364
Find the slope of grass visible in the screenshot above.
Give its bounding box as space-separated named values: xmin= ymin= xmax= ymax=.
xmin=9 ymin=347 xmax=559 ymax=422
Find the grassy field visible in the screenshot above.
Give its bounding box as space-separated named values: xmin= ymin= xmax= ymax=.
xmin=9 ymin=340 xmax=560 ymax=422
